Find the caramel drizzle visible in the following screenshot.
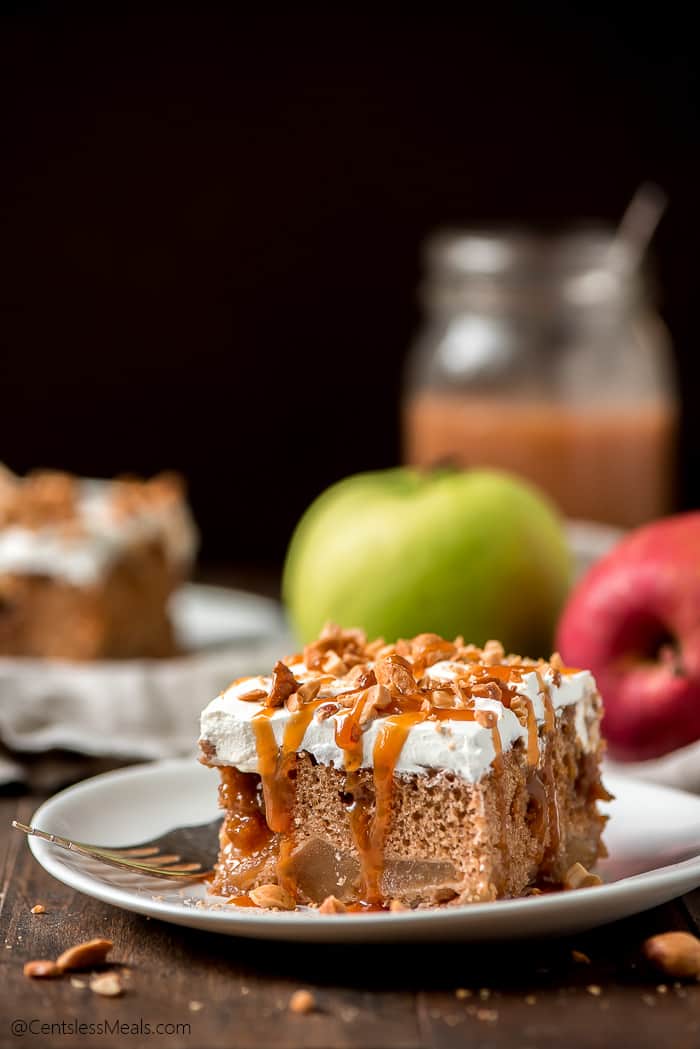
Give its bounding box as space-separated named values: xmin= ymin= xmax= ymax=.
xmin=246 ymin=653 xmax=566 ymax=902
xmin=526 ymin=675 xmax=560 ymax=869
xmin=251 ymin=701 xmax=325 ymax=898
xmin=252 ymin=702 xmax=322 ymax=832
xmin=524 ymin=697 xmax=539 ymax=768
xmin=351 ymin=712 xmax=428 ymax=902
xmin=333 ymin=691 xmax=368 ymax=772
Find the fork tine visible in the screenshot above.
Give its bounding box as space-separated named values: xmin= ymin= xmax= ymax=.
xmin=110 ymin=846 xmax=161 ymax=858
xmin=11 ymin=821 xmax=209 ymax=880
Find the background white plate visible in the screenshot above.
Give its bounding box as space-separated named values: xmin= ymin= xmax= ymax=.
xmin=171 ymin=582 xmax=288 ymax=650
xmin=26 ymin=759 xmax=700 ymax=943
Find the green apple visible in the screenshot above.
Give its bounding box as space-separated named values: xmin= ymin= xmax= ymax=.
xmin=283 ymin=467 xmax=571 ymax=656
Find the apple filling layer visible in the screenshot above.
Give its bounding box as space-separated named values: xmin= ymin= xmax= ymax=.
xmin=199 ymin=625 xmax=609 ymax=908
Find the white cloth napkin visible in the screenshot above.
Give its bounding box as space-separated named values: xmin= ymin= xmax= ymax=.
xmin=0 ymin=634 xmax=293 ymax=775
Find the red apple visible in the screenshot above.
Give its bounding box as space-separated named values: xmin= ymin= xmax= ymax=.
xmin=557 ymin=512 xmax=700 ymax=762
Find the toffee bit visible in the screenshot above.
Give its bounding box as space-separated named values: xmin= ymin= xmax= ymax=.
xmin=266 ymin=661 xmax=299 ymax=708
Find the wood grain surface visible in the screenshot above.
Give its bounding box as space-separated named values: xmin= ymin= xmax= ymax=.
xmin=1 ymin=784 xmax=700 ymax=1049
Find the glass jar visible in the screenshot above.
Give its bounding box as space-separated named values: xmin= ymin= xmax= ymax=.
xmin=402 ymin=228 xmax=678 ymax=527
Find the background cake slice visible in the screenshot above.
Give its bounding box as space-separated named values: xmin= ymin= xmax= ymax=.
xmin=0 ymin=465 xmax=197 ymax=660
xmin=199 ymin=625 xmax=609 ymax=908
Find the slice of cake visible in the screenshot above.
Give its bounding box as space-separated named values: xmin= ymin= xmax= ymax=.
xmin=0 ymin=465 xmax=197 ymax=660
xmin=199 ymin=624 xmax=609 ymax=909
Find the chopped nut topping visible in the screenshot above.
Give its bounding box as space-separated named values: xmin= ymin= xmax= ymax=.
xmin=358 ymin=684 xmax=393 ymax=726
xmin=0 ymin=470 xmax=77 ymax=529
xmin=474 ymin=709 xmax=497 ymax=729
xmin=304 ymin=623 xmax=366 ymax=670
xmin=549 ymin=651 xmax=564 ymax=672
xmin=24 ymin=960 xmax=60 ymax=979
xmin=30 ymin=904 xmax=46 ymax=915
xmin=296 ymin=679 xmax=321 ymax=703
xmin=215 ymin=630 xmax=580 ymax=737
xmin=345 ymin=665 xmax=377 ymax=689
xmin=389 ymin=899 xmax=408 ymax=912
xmin=509 ymin=696 xmax=530 ymax=725
xmin=363 ymin=637 xmax=386 ymax=659
xmin=643 ymin=932 xmax=700 ymax=979
xmin=315 ymin=702 xmax=340 ymax=721
xmin=318 ymin=895 xmax=347 ymax=914
xmin=481 ymin=640 xmax=505 ymax=666
xmin=563 ymin=863 xmax=603 ymax=891
xmin=266 ymin=662 xmax=299 ymax=709
xmin=471 ymin=681 xmax=502 ymax=703
xmin=409 ymin=633 xmax=457 ymax=668
xmin=571 ymin=949 xmax=591 ymax=964
xmin=322 ymin=650 xmax=348 ymax=676
xmin=374 ymin=653 xmax=415 ymax=695
xmin=238 ymin=689 xmax=268 ymax=704
xmin=455 ymin=643 xmax=483 ymax=663
xmin=56 ymin=938 xmax=114 ymax=972
xmin=427 ymin=689 xmax=456 ymax=709
xmin=289 ymin=989 xmax=317 ymax=1014
xmin=249 ymin=884 xmax=296 ymax=910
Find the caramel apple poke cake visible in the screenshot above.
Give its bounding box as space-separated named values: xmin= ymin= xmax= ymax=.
xmin=0 ymin=464 xmax=197 ymax=660
xmin=199 ymin=624 xmax=609 ymax=911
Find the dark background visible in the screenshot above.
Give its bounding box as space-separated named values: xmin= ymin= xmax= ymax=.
xmin=1 ymin=5 xmax=698 ymax=565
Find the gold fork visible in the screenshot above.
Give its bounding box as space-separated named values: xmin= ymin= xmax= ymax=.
xmin=12 ymin=817 xmax=221 ymax=880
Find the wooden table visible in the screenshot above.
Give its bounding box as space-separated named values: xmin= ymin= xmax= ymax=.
xmin=2 ymin=775 xmax=700 ymax=1049
xmin=1 ymin=571 xmax=699 ymax=1048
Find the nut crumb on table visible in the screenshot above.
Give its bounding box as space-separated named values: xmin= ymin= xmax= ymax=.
xmin=23 ymin=960 xmax=60 ymax=979
xmin=289 ymin=989 xmax=317 ymax=1014
xmin=90 ymin=973 xmax=124 ymax=997
xmin=56 ymin=938 xmax=113 ymax=972
xmin=643 ymin=931 xmax=700 ymax=979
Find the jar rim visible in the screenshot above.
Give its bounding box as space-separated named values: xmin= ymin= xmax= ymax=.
xmin=422 ymin=224 xmax=652 ymax=308
xmin=425 ymin=224 xmax=638 ymax=279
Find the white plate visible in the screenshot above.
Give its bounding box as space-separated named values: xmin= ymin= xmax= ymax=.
xmin=26 ymin=760 xmax=700 ymax=943
xmin=171 ymin=583 xmax=286 ymax=651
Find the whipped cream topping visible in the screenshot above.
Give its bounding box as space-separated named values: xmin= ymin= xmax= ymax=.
xmin=0 ymin=479 xmax=198 ymax=585
xmin=200 ymin=659 xmax=601 ymax=784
